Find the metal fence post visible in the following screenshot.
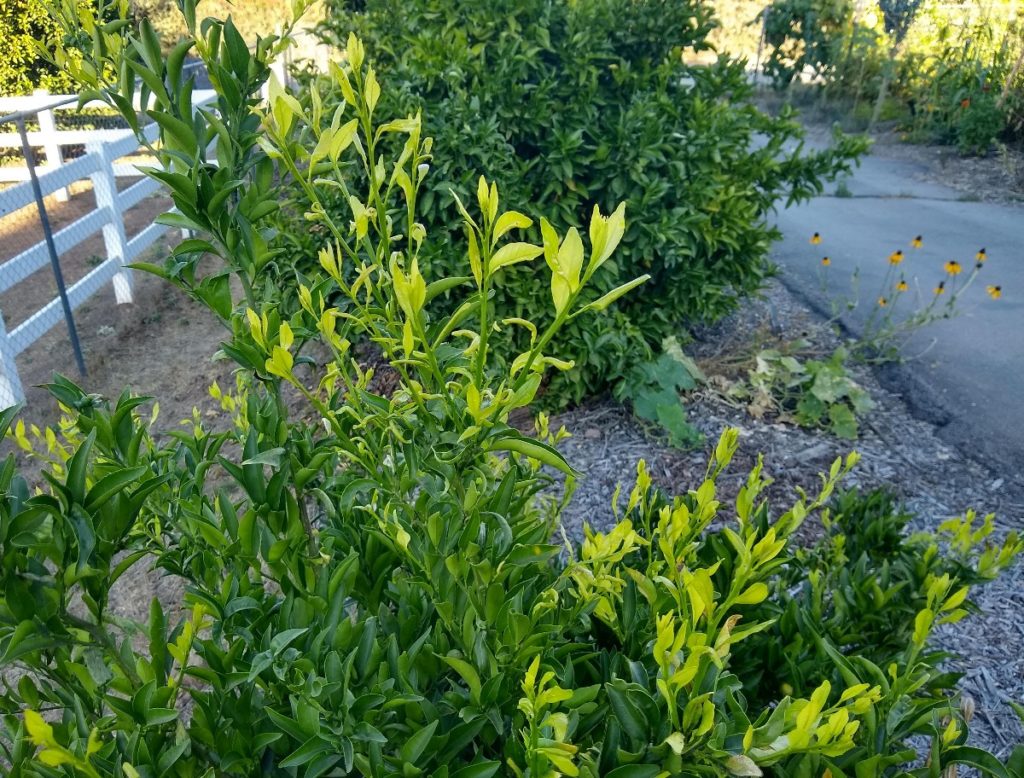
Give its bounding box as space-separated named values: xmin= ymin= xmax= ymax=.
xmin=86 ymin=140 xmax=134 ymax=305
xmin=34 ymin=90 xmax=69 ymax=202
xmin=16 ymin=116 xmax=87 ymax=377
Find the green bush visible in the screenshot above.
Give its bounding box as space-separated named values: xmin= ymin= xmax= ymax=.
xmin=762 ymin=0 xmax=853 ymax=88
xmin=3 ymin=3 xmax=1020 ymax=776
xmin=0 ymin=0 xmax=83 ymax=95
xmin=314 ymin=0 xmax=866 ymax=408
xmin=735 ymin=489 xmax=1020 ymax=705
xmin=901 ymin=47 xmax=1016 ymax=155
xmin=131 ymin=0 xmax=307 ymax=49
xmin=758 ymin=0 xmax=1024 ymax=154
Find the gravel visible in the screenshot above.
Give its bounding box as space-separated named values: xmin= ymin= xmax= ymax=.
xmin=549 ymin=278 xmax=1024 ymax=758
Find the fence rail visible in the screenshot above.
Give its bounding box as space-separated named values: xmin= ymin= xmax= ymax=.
xmin=0 ymin=90 xmax=216 ymax=408
xmin=0 ymin=92 xmax=196 ymax=189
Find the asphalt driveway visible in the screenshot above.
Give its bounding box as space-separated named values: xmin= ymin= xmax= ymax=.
xmin=773 ymin=150 xmax=1024 ymax=470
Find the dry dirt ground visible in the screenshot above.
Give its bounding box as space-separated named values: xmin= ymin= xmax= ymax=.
xmin=0 ymin=182 xmax=234 ymax=429
xmin=2 ymin=176 xmax=1023 ymax=759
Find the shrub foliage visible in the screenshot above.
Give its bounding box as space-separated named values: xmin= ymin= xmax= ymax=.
xmin=316 ymin=0 xmax=866 ymax=407
xmin=0 ymin=3 xmax=1020 ymax=777
xmin=0 ymin=0 xmax=84 ymax=95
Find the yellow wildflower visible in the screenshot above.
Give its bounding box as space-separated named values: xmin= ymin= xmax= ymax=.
xmin=821 ymin=256 xmax=831 ymax=267
xmin=878 ymin=297 xmax=888 ymax=307
xmin=889 ymin=250 xmax=904 ymax=265
xmin=911 ymin=235 xmax=923 ymax=248
xmin=976 ymin=248 xmax=987 ymax=262
xmin=896 ymin=279 xmax=908 ymax=292
xmin=944 ymin=260 xmax=962 ymax=276
xmin=810 ymin=232 xmax=822 ymax=245
xmin=934 ymin=281 xmax=946 ymax=295
xmin=987 ymin=285 xmax=1002 ymax=300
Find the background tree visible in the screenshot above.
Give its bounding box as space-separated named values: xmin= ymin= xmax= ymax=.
xmin=0 ymin=0 xmax=84 ymax=95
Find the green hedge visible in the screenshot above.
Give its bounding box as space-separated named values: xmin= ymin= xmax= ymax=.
xmin=0 ymin=0 xmax=81 ymax=95
xmin=314 ymin=0 xmax=867 ymax=407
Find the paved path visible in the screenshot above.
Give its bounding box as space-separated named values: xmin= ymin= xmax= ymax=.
xmin=773 ymin=150 xmax=1024 ymax=470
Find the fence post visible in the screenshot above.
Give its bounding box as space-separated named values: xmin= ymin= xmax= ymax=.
xmin=262 ymin=54 xmax=289 ymax=102
xmin=0 ymin=313 xmax=25 ymax=408
xmin=34 ymin=90 xmax=69 ymax=202
xmin=86 ymin=140 xmax=134 ymax=304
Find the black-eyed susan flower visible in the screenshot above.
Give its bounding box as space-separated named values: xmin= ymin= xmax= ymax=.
xmin=896 ymin=279 xmax=908 ymax=292
xmin=934 ymin=281 xmax=946 ymax=295
xmin=878 ymin=297 xmax=888 ymax=307
xmin=987 ymin=285 xmax=1002 ymax=299
xmin=889 ymin=250 xmax=904 ymax=265
xmin=821 ymin=256 xmax=831 ymax=266
xmin=911 ymin=235 xmax=923 ymax=248
xmin=810 ymin=232 xmax=822 ymax=245
xmin=976 ymin=248 xmax=987 ymax=262
xmin=944 ymin=260 xmax=962 ymax=276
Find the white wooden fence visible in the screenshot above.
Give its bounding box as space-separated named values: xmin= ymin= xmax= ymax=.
xmin=0 ymin=90 xmax=216 ymax=407
xmin=0 ymin=92 xmax=186 ymax=198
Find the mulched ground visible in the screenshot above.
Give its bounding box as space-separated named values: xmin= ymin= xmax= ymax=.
xmin=868 ymin=130 xmax=1024 ymax=205
xmin=550 ymin=278 xmax=1024 ymax=758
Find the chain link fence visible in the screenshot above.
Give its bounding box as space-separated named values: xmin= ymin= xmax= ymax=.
xmin=0 ymin=81 xmax=216 ymax=409
xmin=0 ymin=45 xmax=331 ymax=411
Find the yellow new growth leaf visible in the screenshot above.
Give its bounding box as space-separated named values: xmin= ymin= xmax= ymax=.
xmin=493 ymin=211 xmax=533 ymax=243
xmin=402 ymin=319 xmax=415 ymax=355
xmin=490 ymin=242 xmax=543 ymax=272
xmin=332 ymin=61 xmax=356 ymax=106
xmin=546 ymin=224 xmax=584 ymax=316
xmin=540 ymin=218 xmax=560 ymax=272
xmin=319 ymin=243 xmax=342 ymax=281
xmin=557 ymin=227 xmax=584 ymax=294
xmin=38 ymin=749 xmax=77 ymax=768
xmin=734 ymin=582 xmax=768 ymax=606
xmin=477 ymin=176 xmax=490 ymax=219
xmin=942 ymin=718 xmax=960 ymax=745
xmin=330 ymin=118 xmax=359 ymax=161
xmin=24 ymin=710 xmax=58 ymax=748
xmin=364 ymin=68 xmax=381 ymax=114
xmin=685 ymin=568 xmax=716 ymax=625
xmin=586 ymin=274 xmax=650 ymax=312
xmin=348 ymin=196 xmax=369 ymax=239
xmin=395 ymin=524 xmax=411 ymax=551
xmin=551 ymin=275 xmax=571 ymax=316
xmin=346 ymin=33 xmax=364 ymax=71
xmin=587 ymin=202 xmax=626 ymax=276
xmin=913 ymin=608 xmax=933 ymax=646
xmin=466 ymin=228 xmax=483 ymax=284
xmin=390 ymin=255 xmax=427 ymax=318
xmin=266 ymin=346 xmax=294 ymax=380
xmin=246 ymin=308 xmax=266 ymax=348
xmin=278 ymin=322 xmax=294 ymax=351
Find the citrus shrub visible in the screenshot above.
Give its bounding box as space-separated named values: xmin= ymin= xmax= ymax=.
xmin=0 ymin=0 xmax=89 ymax=95
xmin=314 ymin=0 xmax=869 ymax=407
xmin=735 ymin=490 xmax=1022 ymax=707
xmin=1 ymin=3 xmax=1020 ymax=776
